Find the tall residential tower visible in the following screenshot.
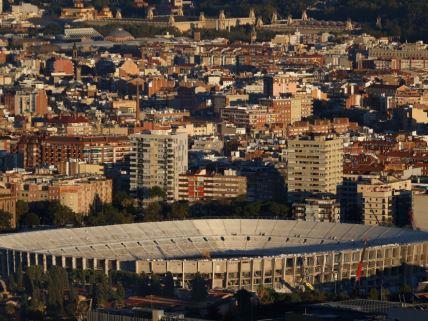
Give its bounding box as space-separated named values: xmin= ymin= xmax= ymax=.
xmin=287 ymin=135 xmax=343 ymax=202
xmin=130 ymin=130 xmax=188 ymax=202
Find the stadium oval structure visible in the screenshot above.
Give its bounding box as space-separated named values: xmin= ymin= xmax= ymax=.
xmin=1 ymin=219 xmax=428 ymax=292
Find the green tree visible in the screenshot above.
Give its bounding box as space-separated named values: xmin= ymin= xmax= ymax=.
xmin=113 ymin=192 xmax=134 ymax=211
xmin=148 ymin=186 xmax=166 ymax=199
xmin=46 ymin=266 xmax=69 ymax=315
xmin=168 ymin=202 xmax=189 ymax=220
xmin=65 ymin=287 xmax=79 ymax=317
xmin=139 ymin=272 xmax=150 ymax=296
xmin=163 ymin=272 xmax=175 ymax=297
xmin=290 ymin=292 xmax=302 ymax=303
xmin=21 ymin=212 xmax=41 ymax=227
xmin=235 ymin=289 xmax=252 ymax=320
xmin=190 ymin=273 xmax=208 ymax=301
xmin=115 ymin=282 xmax=125 ymax=306
xmin=144 ymin=202 xmax=163 ymax=222
xmin=15 ymin=264 xmax=24 ymax=293
xmin=369 ymin=287 xmax=379 ymax=300
xmin=16 ymin=200 xmax=29 ymax=224
xmin=0 ymin=210 xmax=12 ymax=229
xmin=150 ymin=274 xmax=161 ymax=295
xmin=4 ymin=303 xmax=16 ymax=317
xmin=93 ymin=282 xmax=109 ymax=308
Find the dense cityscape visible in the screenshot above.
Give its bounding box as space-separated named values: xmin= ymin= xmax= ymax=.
xmin=0 ymin=1 xmax=428 ymax=320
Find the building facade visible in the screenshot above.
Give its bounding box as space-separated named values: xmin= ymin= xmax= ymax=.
xmin=292 ymin=197 xmax=340 ymax=222
xmin=178 ymin=169 xmax=246 ymax=201
xmin=130 ymin=130 xmax=188 ymax=202
xmin=287 ymin=135 xmax=344 ymax=201
xmin=0 ymin=191 xmax=17 ymax=229
xmin=10 ymin=176 xmax=112 ymax=215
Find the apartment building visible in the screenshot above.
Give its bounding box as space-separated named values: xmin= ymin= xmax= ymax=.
xmin=41 ymin=135 xmax=132 ymax=167
xmin=358 ymin=177 xmax=412 ymax=226
xmin=263 ymin=74 xmax=298 ymax=97
xmin=287 ymin=135 xmax=343 ymax=201
xmin=14 ymin=89 xmax=48 ymax=115
xmin=178 ymin=169 xmax=246 ymax=201
xmin=292 ymin=197 xmax=340 ymax=222
xmin=130 ymin=130 xmax=188 ymax=202
xmin=9 ymin=176 xmax=112 ymax=215
xmin=0 ymin=190 xmax=17 ymax=228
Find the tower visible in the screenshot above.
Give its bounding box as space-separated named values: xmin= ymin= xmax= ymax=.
xmin=249 ymin=8 xmax=256 ymax=20
xmin=72 ymin=42 xmax=78 ymax=60
xmin=271 ymin=11 xmax=278 ymax=24
xmin=116 ymin=9 xmax=122 ymax=19
xmin=346 ymin=18 xmax=353 ymax=31
xmin=287 ymin=135 xmax=343 ymax=202
xmin=376 ymin=16 xmax=382 ymax=29
xmin=256 ymin=16 xmax=263 ymax=29
xmin=76 ymin=65 xmax=82 ymax=82
xmin=301 ymin=10 xmax=308 ymax=21
xmin=287 ymin=15 xmax=293 ymax=25
xmin=72 ymin=43 xmax=80 ymax=82
xmin=218 ymin=10 xmax=226 ymax=30
xmin=250 ymin=26 xmax=257 ymax=44
xmin=130 ymin=130 xmax=188 ymax=202
xmin=199 ymin=12 xmax=205 ymax=22
xmin=168 ymin=15 xmax=175 ymax=25
xmin=146 ymin=7 xmax=154 ymax=20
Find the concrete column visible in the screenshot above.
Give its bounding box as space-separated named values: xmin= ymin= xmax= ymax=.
xmin=238 ymin=260 xmax=242 ymax=288
xmin=182 ymin=261 xmax=185 ymax=288
xmin=250 ymin=259 xmax=255 ymax=291
xmin=261 ymin=258 xmax=266 ymax=286
xmin=271 ymin=258 xmax=276 ymax=288
xmin=211 ymin=261 xmax=215 ymax=289
xmin=292 ymin=256 xmax=297 ymax=287
xmin=225 ymin=261 xmax=229 ymax=288
xmin=61 ymin=256 xmax=66 ymax=268
xmin=42 ymin=255 xmax=47 ymax=273
xmin=104 ymin=259 xmax=109 ymax=275
xmin=282 ymin=256 xmax=287 ymax=289
xmin=12 ymin=251 xmax=16 ymax=274
xmin=82 ymin=258 xmax=87 ymax=271
xmin=72 ymin=257 xmax=77 ymax=270
xmin=338 ymin=252 xmax=344 ymax=281
xmin=3 ymin=250 xmax=8 ymax=276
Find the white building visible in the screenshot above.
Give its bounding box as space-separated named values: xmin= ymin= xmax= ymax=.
xmin=130 ymin=130 xmax=188 ymax=202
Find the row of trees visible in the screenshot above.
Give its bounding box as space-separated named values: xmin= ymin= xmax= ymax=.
xmin=4 ymin=190 xmax=291 ymax=232
xmin=4 ymin=265 xmax=209 ymax=319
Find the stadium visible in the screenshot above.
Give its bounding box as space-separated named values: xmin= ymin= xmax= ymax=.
xmin=1 ymin=219 xmax=428 ymax=293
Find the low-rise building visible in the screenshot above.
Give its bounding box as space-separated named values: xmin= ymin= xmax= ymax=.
xmin=178 ymin=169 xmax=246 ymax=201
xmin=10 ymin=175 xmax=112 ymax=215
xmin=0 ymin=190 xmax=17 ymax=228
xmin=292 ymin=197 xmax=340 ymax=222
xmin=358 ymin=177 xmax=412 ymax=226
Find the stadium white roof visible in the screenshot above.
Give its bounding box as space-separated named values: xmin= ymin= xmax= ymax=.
xmin=0 ymin=219 xmax=427 ymax=261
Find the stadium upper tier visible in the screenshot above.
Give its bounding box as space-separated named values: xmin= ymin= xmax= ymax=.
xmin=0 ymin=219 xmax=427 ymax=261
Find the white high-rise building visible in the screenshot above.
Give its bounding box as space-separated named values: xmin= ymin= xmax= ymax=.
xmin=130 ymin=130 xmax=188 ymax=202
xmin=287 ymin=134 xmax=343 ymax=202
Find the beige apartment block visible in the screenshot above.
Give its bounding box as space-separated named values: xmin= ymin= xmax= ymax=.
xmin=130 ymin=130 xmax=188 ymax=202
xmin=287 ymin=135 xmax=343 ymax=201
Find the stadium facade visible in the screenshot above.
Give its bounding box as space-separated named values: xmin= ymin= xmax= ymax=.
xmin=0 ymin=219 xmax=427 ymax=292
